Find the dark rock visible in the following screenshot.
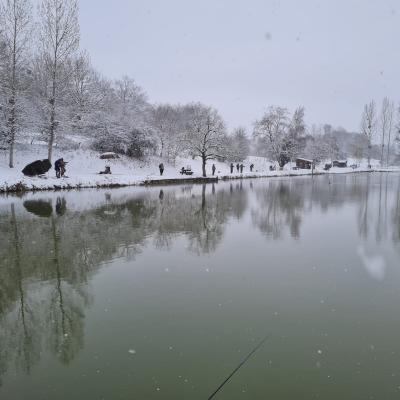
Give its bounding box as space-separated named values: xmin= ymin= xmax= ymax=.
xmin=22 ymin=159 xmax=52 ymax=177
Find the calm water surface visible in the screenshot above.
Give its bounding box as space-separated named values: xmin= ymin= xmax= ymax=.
xmin=0 ymin=173 xmax=399 ymax=399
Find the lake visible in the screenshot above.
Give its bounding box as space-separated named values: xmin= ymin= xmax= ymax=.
xmin=0 ymin=173 xmax=399 ymax=399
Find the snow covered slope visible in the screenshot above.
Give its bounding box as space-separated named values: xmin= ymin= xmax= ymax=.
xmin=1 ymin=146 xmax=398 ymax=193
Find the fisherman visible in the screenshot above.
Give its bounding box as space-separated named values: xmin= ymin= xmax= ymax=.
xmin=230 ymin=163 xmax=234 ymax=174
xmin=236 ymin=163 xmax=240 ymax=172
xmin=159 ymin=163 xmax=164 ymax=176
xmin=212 ymin=164 xmax=216 ymax=176
xmin=55 ymin=158 xmax=67 ymax=178
xmin=99 ymin=166 xmax=111 ymax=175
xmin=240 ymin=164 xmax=244 ymax=173
xmin=250 ymin=163 xmax=254 ymax=172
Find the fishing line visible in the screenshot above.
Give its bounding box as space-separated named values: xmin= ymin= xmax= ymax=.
xmin=207 ymin=334 xmax=269 ymax=400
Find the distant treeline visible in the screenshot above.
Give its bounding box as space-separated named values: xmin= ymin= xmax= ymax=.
xmin=1 ymin=0 xmax=399 ymax=174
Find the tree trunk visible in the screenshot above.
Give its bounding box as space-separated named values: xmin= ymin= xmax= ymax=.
xmin=8 ymin=15 xmax=18 ymax=168
xmin=8 ymin=96 xmax=16 ymax=168
xmin=202 ymin=154 xmax=207 ymax=177
xmin=159 ymin=138 xmax=164 ymax=158
xmin=48 ymin=96 xmax=56 ymax=162
xmin=9 ymin=139 xmax=15 ymax=168
xmin=48 ymin=107 xmax=55 ymax=162
xmin=386 ymin=130 xmax=392 ymax=167
xmin=48 ymin=56 xmax=58 ymax=162
xmin=368 ymin=143 xmax=372 ymax=169
xmin=8 ymin=97 xmax=17 ymax=169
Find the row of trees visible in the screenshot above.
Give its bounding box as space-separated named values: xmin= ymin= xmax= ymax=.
xmin=252 ymin=101 xmax=400 ymax=168
xmin=360 ymin=98 xmax=400 ymax=168
xmin=0 ymin=0 xmax=80 ymax=166
xmin=252 ymin=106 xmax=352 ymax=166
xmin=1 ymin=0 xmax=400 ymax=175
xmin=0 ymin=0 xmax=248 ymax=175
xmin=253 ymin=106 xmax=306 ymax=167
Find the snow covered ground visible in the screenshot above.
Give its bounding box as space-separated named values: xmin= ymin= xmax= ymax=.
xmin=0 ymin=146 xmax=399 ymax=193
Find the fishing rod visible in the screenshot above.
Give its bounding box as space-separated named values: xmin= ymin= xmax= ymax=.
xmin=207 ymin=334 xmax=269 ymax=400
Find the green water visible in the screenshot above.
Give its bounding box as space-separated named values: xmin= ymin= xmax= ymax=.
xmin=0 ymin=173 xmax=399 ymax=399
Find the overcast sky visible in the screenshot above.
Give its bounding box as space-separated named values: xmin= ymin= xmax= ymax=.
xmin=79 ymin=0 xmax=399 ymax=132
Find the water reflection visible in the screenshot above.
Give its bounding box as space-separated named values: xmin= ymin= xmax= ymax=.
xmin=0 ymin=173 xmax=399 ymax=388
xmin=357 ymin=245 xmax=386 ymax=281
xmin=23 ymin=200 xmax=53 ymax=218
xmin=252 ymin=180 xmax=304 ymax=239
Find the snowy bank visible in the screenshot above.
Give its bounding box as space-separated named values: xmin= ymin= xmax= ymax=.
xmin=1 ymin=148 xmax=399 ymax=193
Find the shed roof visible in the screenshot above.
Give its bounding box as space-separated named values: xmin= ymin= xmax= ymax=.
xmin=296 ymin=157 xmax=313 ymax=163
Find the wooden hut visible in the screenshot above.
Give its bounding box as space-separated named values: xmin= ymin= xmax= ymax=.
xmin=332 ymin=160 xmax=348 ymax=168
xmin=296 ymin=158 xmax=313 ymax=170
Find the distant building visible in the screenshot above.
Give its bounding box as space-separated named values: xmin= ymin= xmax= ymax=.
xmin=332 ymin=160 xmax=347 ymax=168
xmin=296 ymin=158 xmax=313 ymax=170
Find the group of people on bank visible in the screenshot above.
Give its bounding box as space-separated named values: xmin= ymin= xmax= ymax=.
xmin=54 ymin=158 xmax=112 ymax=178
xmin=50 ymin=159 xmax=256 ymax=179
xmin=229 ymin=163 xmax=254 ymax=174
xmin=157 ymin=162 xmax=255 ymax=176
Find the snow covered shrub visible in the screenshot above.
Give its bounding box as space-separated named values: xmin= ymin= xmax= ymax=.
xmin=91 ymin=128 xmax=155 ymax=159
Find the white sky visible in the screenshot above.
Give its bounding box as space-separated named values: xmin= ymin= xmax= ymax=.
xmin=79 ymin=0 xmax=400 ymax=132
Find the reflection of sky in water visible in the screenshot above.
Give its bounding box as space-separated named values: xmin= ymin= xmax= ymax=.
xmin=357 ymin=245 xmax=386 ymax=281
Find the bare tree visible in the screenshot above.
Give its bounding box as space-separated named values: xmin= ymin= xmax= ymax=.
xmin=350 ymin=134 xmax=367 ymax=165
xmin=151 ymin=104 xmax=183 ymax=162
xmin=253 ymin=106 xmax=290 ymax=166
xmin=286 ymin=106 xmax=306 ymax=161
xmin=395 ymin=105 xmax=400 ymax=161
xmin=289 ymin=106 xmax=306 ymax=139
xmin=324 ymin=134 xmax=340 ymax=165
xmin=39 ymin=0 xmax=79 ymax=162
xmin=304 ymin=135 xmax=328 ymax=164
xmin=227 ymin=126 xmax=250 ymax=162
xmin=360 ymin=100 xmax=377 ymax=168
xmin=67 ymin=51 xmax=109 ymax=132
xmin=113 ymin=75 xmax=148 ymax=119
xmin=184 ymin=103 xmax=227 ymax=177
xmin=379 ymin=97 xmax=394 ymax=167
xmin=0 ymin=0 xmax=32 ymax=167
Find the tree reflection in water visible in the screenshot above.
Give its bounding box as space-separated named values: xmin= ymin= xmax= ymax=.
xmin=0 ymin=174 xmax=399 ymax=383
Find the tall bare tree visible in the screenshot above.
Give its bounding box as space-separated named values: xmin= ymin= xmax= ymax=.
xmin=395 ymin=105 xmax=400 ymax=160
xmin=379 ymin=97 xmax=394 ymax=167
xmin=39 ymin=0 xmax=79 ymax=162
xmin=253 ymin=106 xmax=290 ymax=166
xmin=228 ymin=126 xmax=250 ymax=162
xmin=67 ymin=51 xmax=109 ymax=132
xmin=151 ymin=104 xmax=183 ymax=162
xmin=360 ymin=100 xmax=377 ymax=168
xmin=0 ymin=0 xmax=32 ymax=168
xmin=184 ymin=103 xmax=227 ymax=177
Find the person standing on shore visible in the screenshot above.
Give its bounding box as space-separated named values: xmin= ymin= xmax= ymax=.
xmin=55 ymin=158 xmax=67 ymax=178
xmin=250 ymin=164 xmax=254 ymax=172
xmin=212 ymin=164 xmax=216 ymax=176
xmin=159 ymin=163 xmax=164 ymax=176
xmin=230 ymin=163 xmax=234 ymax=174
